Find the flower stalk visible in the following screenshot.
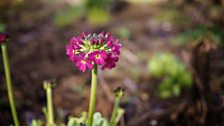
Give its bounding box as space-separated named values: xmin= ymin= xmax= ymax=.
xmin=88 ymin=64 xmax=98 ymax=126
xmin=66 ymin=31 xmax=122 ymax=126
xmin=43 ymin=81 xmax=55 ymax=126
xmin=1 ymin=44 xmax=20 ymax=126
xmin=110 ymin=97 xmax=120 ymax=126
xmin=110 ymin=87 xmax=124 ymax=126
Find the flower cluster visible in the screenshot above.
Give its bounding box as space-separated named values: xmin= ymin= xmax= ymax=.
xmin=0 ymin=32 xmax=9 ymax=44
xmin=66 ymin=32 xmax=121 ymax=72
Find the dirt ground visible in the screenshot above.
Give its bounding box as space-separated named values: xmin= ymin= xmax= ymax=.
xmin=0 ymin=1 xmax=224 ymax=126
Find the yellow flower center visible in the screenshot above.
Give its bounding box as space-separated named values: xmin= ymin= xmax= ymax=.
xmin=96 ymin=54 xmax=101 ymax=59
xmin=81 ymin=60 xmax=86 ymax=64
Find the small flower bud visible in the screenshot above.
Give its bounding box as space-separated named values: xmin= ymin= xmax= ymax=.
xmin=82 ymin=31 xmax=88 ymax=38
xmin=99 ymin=38 xmax=104 ymax=44
xmin=43 ymin=80 xmax=56 ymax=89
xmin=98 ymin=32 xmax=104 ymax=38
xmin=105 ymin=32 xmax=111 ymax=38
xmin=93 ymin=33 xmax=97 ymax=38
xmin=90 ymin=39 xmax=96 ymax=44
xmin=98 ymin=31 xmax=105 ymax=37
xmin=87 ymin=34 xmax=91 ymax=39
xmin=0 ymin=32 xmax=9 ymax=44
xmin=113 ymin=87 xmax=124 ymax=98
xmin=106 ymin=40 xmax=113 ymax=46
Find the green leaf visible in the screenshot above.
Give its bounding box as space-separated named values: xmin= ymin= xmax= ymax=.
xmin=67 ymin=112 xmax=87 ymax=126
xmin=148 ymin=53 xmax=192 ymax=99
xmin=172 ymin=85 xmax=180 ymax=96
xmin=93 ymin=112 xmax=109 ymax=126
xmin=160 ymin=90 xmax=172 ymax=99
xmin=31 ymin=119 xmax=43 ymax=126
xmin=67 ymin=118 xmax=80 ymax=126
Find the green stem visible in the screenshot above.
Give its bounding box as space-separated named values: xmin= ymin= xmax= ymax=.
xmin=109 ymin=97 xmax=120 ymax=126
xmin=44 ymin=82 xmax=55 ymax=126
xmin=1 ymin=44 xmax=20 ymax=126
xmin=88 ymin=65 xmax=98 ymax=126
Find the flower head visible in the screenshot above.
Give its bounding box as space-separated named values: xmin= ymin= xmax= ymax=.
xmin=0 ymin=32 xmax=9 ymax=44
xmin=66 ymin=32 xmax=121 ymax=72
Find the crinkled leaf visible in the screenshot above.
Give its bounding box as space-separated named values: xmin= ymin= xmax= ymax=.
xmin=31 ymin=119 xmax=43 ymax=126
xmin=93 ymin=112 xmax=109 ymax=126
xmin=148 ymin=53 xmax=192 ymax=99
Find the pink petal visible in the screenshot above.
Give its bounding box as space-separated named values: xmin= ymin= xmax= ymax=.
xmin=79 ymin=64 xmax=87 ymax=72
xmin=75 ymin=61 xmax=82 ymax=67
xmin=86 ymin=62 xmax=93 ymax=69
xmin=100 ymin=51 xmax=107 ymax=59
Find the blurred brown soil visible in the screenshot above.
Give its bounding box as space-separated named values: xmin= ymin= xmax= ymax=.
xmin=0 ymin=1 xmax=224 ymax=126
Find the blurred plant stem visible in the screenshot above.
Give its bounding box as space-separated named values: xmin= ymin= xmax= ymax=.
xmin=110 ymin=97 xmax=120 ymax=126
xmin=44 ymin=82 xmax=55 ymax=126
xmin=1 ymin=44 xmax=20 ymax=126
xmin=88 ymin=64 xmax=98 ymax=126
xmin=110 ymin=87 xmax=124 ymax=126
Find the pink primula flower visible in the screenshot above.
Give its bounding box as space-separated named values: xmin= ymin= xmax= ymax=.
xmin=89 ymin=51 xmax=107 ymax=65
xmin=66 ymin=31 xmax=122 ymax=72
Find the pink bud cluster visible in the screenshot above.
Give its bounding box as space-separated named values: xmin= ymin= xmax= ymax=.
xmin=66 ymin=32 xmax=121 ymax=72
xmin=0 ymin=32 xmax=9 ymax=44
